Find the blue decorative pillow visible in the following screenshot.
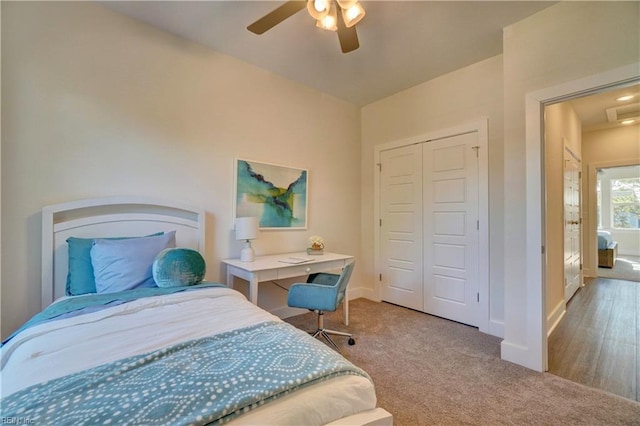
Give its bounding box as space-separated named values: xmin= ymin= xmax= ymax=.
xmin=66 ymin=232 xmax=164 ymax=296
xmin=152 ymin=248 xmax=206 ymax=288
xmin=91 ymin=231 xmax=176 ymax=294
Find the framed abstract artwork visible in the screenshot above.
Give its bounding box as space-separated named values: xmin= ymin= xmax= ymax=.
xmin=234 ymin=159 xmax=308 ymax=230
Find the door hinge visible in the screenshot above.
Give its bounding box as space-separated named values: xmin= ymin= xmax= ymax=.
xmin=379 ymin=273 xmax=382 ymax=281
xmin=542 ymin=245 xmax=545 ymax=254
xmin=379 ymin=218 xmax=382 ymax=227
xmin=477 ymin=220 xmax=479 ymax=230
xmin=477 ymin=293 xmax=479 ymax=303
xmin=580 ymin=263 xmax=583 ymax=270
xmin=377 ymin=163 xmax=382 ymax=172
xmin=472 ymin=146 xmax=480 ymax=158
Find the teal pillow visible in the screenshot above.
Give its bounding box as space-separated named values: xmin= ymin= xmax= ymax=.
xmin=152 ymin=248 xmax=206 ymax=288
xmin=66 ymin=232 xmax=164 ymax=296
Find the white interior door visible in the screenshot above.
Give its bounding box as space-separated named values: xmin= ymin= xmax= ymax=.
xmin=564 ymin=147 xmax=582 ymax=303
xmin=379 ymin=144 xmax=423 ymax=310
xmin=423 ymin=133 xmax=480 ymax=326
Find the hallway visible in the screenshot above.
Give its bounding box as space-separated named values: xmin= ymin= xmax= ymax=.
xmin=548 ymin=277 xmax=639 ymax=402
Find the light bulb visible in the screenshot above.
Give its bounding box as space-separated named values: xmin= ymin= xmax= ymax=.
xmin=314 ymin=0 xmax=329 ymax=12
xmin=316 ymin=2 xmax=338 ymax=31
xmin=341 ymin=2 xmax=365 ymax=27
xmin=616 ymin=94 xmax=635 ymax=102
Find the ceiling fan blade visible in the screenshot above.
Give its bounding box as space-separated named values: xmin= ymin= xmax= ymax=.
xmin=336 ymin=15 xmax=359 ymax=53
xmin=247 ymin=1 xmax=306 ymax=35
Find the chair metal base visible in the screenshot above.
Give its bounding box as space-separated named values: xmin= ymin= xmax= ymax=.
xmin=308 ymin=310 xmax=355 ymax=352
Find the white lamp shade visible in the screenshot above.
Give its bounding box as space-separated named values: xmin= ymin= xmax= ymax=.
xmin=235 ymin=217 xmax=259 ymax=241
xmin=336 ymin=0 xmax=357 ymax=9
xmin=341 ymin=2 xmax=365 ymax=28
xmin=316 ymin=2 xmax=338 ymax=31
xmin=307 ymin=0 xmax=330 ymax=20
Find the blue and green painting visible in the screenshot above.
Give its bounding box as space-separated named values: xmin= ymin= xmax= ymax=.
xmin=235 ymin=160 xmax=307 ymax=228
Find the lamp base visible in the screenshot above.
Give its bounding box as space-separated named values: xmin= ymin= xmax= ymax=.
xmin=240 ymin=241 xmax=255 ymax=262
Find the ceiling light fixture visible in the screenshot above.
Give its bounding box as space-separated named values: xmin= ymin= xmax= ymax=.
xmin=248 ymin=0 xmax=362 ymax=53
xmin=307 ymin=0 xmax=331 ymax=20
xmin=338 ymin=0 xmax=366 ymax=27
xmin=310 ymin=0 xmax=366 ymax=32
xmin=621 ymin=119 xmax=636 ymax=125
xmin=316 ymin=2 xmax=338 ymax=31
xmin=616 ymin=94 xmax=635 ymax=102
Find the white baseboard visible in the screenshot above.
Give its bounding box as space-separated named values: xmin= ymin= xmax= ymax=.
xmin=488 ymin=320 xmax=504 ymax=338
xmin=546 ymin=300 xmax=566 ymax=337
xmin=348 ymin=285 xmax=379 ymax=302
xmin=501 ymin=340 xmax=543 ymax=372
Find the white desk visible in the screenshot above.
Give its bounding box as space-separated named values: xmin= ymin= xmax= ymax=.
xmin=222 ymin=252 xmax=354 ymax=325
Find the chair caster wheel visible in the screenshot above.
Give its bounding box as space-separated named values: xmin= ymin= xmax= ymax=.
xmin=348 ymin=338 xmax=355 ymax=346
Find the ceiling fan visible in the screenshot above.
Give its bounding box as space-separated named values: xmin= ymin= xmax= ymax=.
xmin=247 ymin=0 xmax=366 ymax=54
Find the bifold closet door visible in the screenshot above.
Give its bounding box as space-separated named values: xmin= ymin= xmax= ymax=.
xmin=379 ymin=144 xmax=424 ymax=311
xmin=423 ymin=133 xmax=480 ymax=327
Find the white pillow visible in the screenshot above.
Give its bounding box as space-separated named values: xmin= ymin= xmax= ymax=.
xmin=91 ymin=231 xmax=176 ymax=294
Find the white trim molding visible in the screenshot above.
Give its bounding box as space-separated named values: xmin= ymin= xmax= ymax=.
xmin=505 ymin=62 xmax=640 ymax=372
xmin=373 ymin=118 xmax=492 ymax=335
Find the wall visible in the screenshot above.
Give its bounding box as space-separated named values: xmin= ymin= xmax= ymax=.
xmin=502 ymin=1 xmax=640 ymax=369
xmin=361 ymin=55 xmax=505 ymax=335
xmin=0 ymin=2 xmax=362 ymax=338
xmin=582 ymin=124 xmax=640 ymax=273
xmin=543 ymin=102 xmax=582 ymax=330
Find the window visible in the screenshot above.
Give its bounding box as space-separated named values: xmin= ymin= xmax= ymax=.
xmin=611 ymin=177 xmax=640 ymax=229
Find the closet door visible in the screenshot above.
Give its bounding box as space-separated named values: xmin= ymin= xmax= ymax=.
xmin=379 ymin=144 xmax=424 ymax=310
xmin=423 ymin=133 xmax=480 ymax=326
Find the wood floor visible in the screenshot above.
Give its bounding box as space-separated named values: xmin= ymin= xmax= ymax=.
xmin=548 ymin=277 xmax=639 ymax=402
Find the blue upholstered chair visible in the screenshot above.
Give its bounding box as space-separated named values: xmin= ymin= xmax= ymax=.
xmin=287 ymin=261 xmax=356 ymax=351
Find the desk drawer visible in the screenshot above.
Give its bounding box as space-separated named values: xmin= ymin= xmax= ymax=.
xmin=277 ymin=259 xmax=346 ymax=280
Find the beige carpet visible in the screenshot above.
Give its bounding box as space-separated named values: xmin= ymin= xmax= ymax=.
xmin=598 ymin=255 xmax=640 ymax=282
xmin=285 ymin=299 xmax=640 ymax=425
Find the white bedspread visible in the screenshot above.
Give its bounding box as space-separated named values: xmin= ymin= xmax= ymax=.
xmin=1 ymin=287 xmax=377 ymax=425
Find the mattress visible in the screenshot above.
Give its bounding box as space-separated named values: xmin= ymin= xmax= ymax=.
xmin=1 ymin=286 xmax=377 ymax=425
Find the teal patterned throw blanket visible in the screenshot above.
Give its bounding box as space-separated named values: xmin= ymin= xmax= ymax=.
xmin=2 ymin=321 xmax=371 ymax=425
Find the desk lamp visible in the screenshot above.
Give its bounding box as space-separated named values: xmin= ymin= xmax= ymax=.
xmin=235 ymin=217 xmax=259 ymax=262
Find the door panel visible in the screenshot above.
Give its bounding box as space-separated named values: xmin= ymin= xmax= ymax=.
xmin=380 ymin=145 xmax=423 ymax=310
xmin=378 ymin=131 xmax=481 ymax=327
xmin=424 ymin=133 xmax=479 ymax=326
xmin=564 ymin=148 xmax=582 ymax=303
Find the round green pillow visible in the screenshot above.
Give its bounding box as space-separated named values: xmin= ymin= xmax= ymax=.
xmin=152 ymin=248 xmax=206 ymax=288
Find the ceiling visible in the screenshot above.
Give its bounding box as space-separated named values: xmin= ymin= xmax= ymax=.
xmin=99 ymin=1 xmax=556 ymax=106
xmin=569 ymin=84 xmax=640 ymax=132
xmin=98 ymin=1 xmax=638 ymax=130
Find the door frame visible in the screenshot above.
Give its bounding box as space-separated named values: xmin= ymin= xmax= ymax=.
xmin=521 ymin=63 xmax=639 ymax=372
xmin=374 ymin=118 xmax=490 ymax=335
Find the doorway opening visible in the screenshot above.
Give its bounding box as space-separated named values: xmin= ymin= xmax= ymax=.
xmin=544 ymin=84 xmax=640 ymax=402
xmin=595 ymin=164 xmax=640 ymax=282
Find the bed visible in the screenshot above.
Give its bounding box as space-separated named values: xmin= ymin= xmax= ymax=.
xmin=1 ymin=197 xmax=392 ymax=426
xmin=597 ymin=230 xmax=617 ymax=268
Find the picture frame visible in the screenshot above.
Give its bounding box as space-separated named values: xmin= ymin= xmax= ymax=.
xmin=234 ymin=158 xmax=308 ymax=230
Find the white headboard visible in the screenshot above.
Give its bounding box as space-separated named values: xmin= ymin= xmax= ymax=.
xmin=41 ymin=196 xmax=206 ymax=309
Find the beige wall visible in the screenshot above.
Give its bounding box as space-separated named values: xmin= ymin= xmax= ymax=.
xmin=361 ymin=55 xmax=505 ymax=334
xmin=1 ymin=2 xmax=362 ymax=338
xmin=2 ymin=0 xmax=638 ymax=373
xmin=582 ymin=124 xmax=640 ymax=275
xmin=502 ymin=1 xmax=640 ymax=368
xmin=543 ymin=102 xmax=581 ymax=327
